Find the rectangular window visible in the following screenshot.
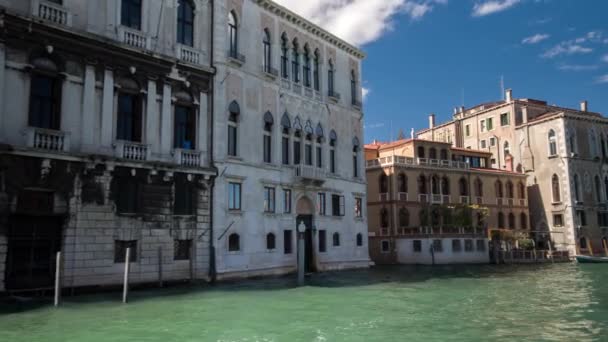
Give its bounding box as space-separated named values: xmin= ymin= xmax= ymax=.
xmin=114 ymin=240 xmax=137 ymax=263
xmin=489 ymin=137 xmax=496 ymax=146
xmin=500 ymin=113 xmax=510 ymax=126
xmin=355 ymin=197 xmax=363 ymax=218
xmin=318 ymin=230 xmax=326 ymax=252
xmin=29 ymin=74 xmax=61 ymax=130
xmin=121 ymin=0 xmax=142 ymax=30
xmin=115 ymin=176 xmax=139 ymax=214
xmin=282 ymin=136 xmax=290 ymax=165
xmin=283 ymin=189 xmax=292 ymax=213
xmin=413 ymin=240 xmax=422 ymax=253
xmin=174 ymin=105 xmax=196 ymax=150
xmin=284 ymin=230 xmax=293 ymax=254
xmin=294 ymin=141 xmax=301 ymax=164
xmin=353 ymin=154 xmax=359 ymax=178
xmin=177 ymin=0 xmax=194 ymax=46
xmin=465 ymin=124 xmax=471 ymax=137
xmin=476 ymin=239 xmax=486 ymax=252
xmin=228 ymin=182 xmax=241 ymax=210
xmin=330 ymin=149 xmax=336 ymax=173
xmin=316 ymin=146 xmax=322 ymax=168
xmin=228 ymin=125 xmax=237 ymax=156
xmin=332 ymin=194 xmax=345 ymax=216
xmin=317 ymin=193 xmax=326 ymax=216
xmin=432 ymin=239 xmax=443 ymax=252
xmin=480 ymin=140 xmax=486 ymax=149
xmin=174 ymin=175 xmax=197 ymax=215
xmin=452 ymin=239 xmax=462 ymax=252
xmin=264 ymin=187 xmax=275 ymax=213
xmin=174 ymin=239 xmax=192 ymax=260
xmin=576 ymin=210 xmax=587 ymax=226
xmin=487 ymin=117 xmax=494 ymax=130
xmin=381 ymin=240 xmax=390 ymax=253
xmin=465 ymin=239 xmax=474 ymax=252
xmin=480 ymin=120 xmax=486 ymax=132
xmin=553 ymin=214 xmax=564 ymax=227
xmin=263 ymin=135 xmax=272 ymax=163
xmin=305 ymin=144 xmax=312 ymax=165
xmin=117 ymin=93 xmax=142 ymax=142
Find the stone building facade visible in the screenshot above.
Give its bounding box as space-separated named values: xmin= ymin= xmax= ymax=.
xmin=211 ymin=0 xmax=370 ymax=279
xmin=417 ymin=89 xmax=608 ymax=256
xmin=0 ymin=0 xmax=215 ymax=292
xmin=365 ymin=139 xmax=529 ymax=264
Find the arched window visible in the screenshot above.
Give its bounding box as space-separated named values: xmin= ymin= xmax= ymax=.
xmin=227 ymin=100 xmax=240 ymax=156
xmin=280 ymin=33 xmax=289 ymax=78
xmin=518 ymin=182 xmax=526 ymax=199
xmin=281 ymin=113 xmax=291 ymax=165
xmin=504 ymin=141 xmax=510 ymax=157
xmin=431 ymin=175 xmax=440 ymax=195
xmin=177 ymin=0 xmax=194 ymax=46
xmin=417 ymin=146 xmax=425 ymax=158
xmin=356 ymin=233 xmax=363 ymax=247
xmin=399 ymin=208 xmax=409 ymax=228
xmin=604 ymin=176 xmax=608 ymax=203
xmin=379 ymin=174 xmax=389 ymax=193
xmin=266 ymin=233 xmax=276 ymax=250
xmin=303 ymin=45 xmax=311 ymax=87
xmin=350 ymin=69 xmax=357 ymax=105
xmin=29 ymin=55 xmax=62 ymax=130
xmin=495 ymin=180 xmax=504 ymax=198
xmin=228 ymin=233 xmax=240 ymax=251
xmin=313 ymin=49 xmax=320 ymax=91
xmin=506 ymin=181 xmax=514 ymax=199
xmin=291 ymin=39 xmax=300 ymax=83
xmin=602 ymin=134 xmax=607 ymax=158
xmin=440 ymin=149 xmax=448 ymax=160
xmin=353 ymin=137 xmax=360 ymax=178
xmin=574 ymin=174 xmax=581 ymax=202
xmin=548 ymin=129 xmax=557 ymax=156
xmin=568 ymin=130 xmax=577 ymax=154
xmin=579 ymin=237 xmax=588 ymax=249
xmin=333 ymin=232 xmax=340 ymax=247
xmin=121 ymin=0 xmax=142 ymax=30
xmin=498 ymin=212 xmax=505 ymax=229
xmin=418 ymin=175 xmax=428 ymax=194
xmin=431 ymin=207 xmax=440 ymax=226
xmin=380 ymin=208 xmax=389 ymax=228
xmin=398 ymin=173 xmax=407 ymax=193
xmin=228 ymin=11 xmax=238 ymax=57
xmin=316 ymin=123 xmax=324 ymax=168
xmin=476 ymin=212 xmax=485 ymax=227
xmin=474 ymin=178 xmax=483 ymax=197
xmin=590 ymin=129 xmax=598 ymax=157
xmin=508 ymin=213 xmax=515 ymax=229
xmin=459 ymin=178 xmax=468 ymax=196
xmin=327 ymin=59 xmax=335 ymax=95
xmin=262 ymin=29 xmax=271 ymax=73
xmin=116 ymin=78 xmax=142 ymax=142
xmin=552 ymin=174 xmax=561 ymax=202
xmin=429 ymin=148 xmax=437 ymax=160
xmin=263 ymin=111 xmax=274 ymax=163
xmin=595 ymin=175 xmax=603 ymax=202
xmin=441 ymin=177 xmax=450 ymax=195
xmin=520 ymin=213 xmax=528 ymax=229
xmin=329 ymin=130 xmax=337 ymax=173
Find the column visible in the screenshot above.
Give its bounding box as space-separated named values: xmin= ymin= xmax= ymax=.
xmin=146 ymin=78 xmax=158 ymax=153
xmin=100 ymin=68 xmax=114 ymax=149
xmin=0 ymin=42 xmax=5 ymax=143
xmin=81 ymin=63 xmax=96 ymax=151
xmin=160 ymin=82 xmax=173 ymax=156
xmin=198 ymin=91 xmax=208 ymax=154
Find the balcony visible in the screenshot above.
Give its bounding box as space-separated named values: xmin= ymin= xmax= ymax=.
xmin=24 ymin=127 xmax=70 ymax=152
xmin=398 ymin=192 xmax=408 ymax=201
xmin=227 ymin=50 xmax=246 ymax=66
xmin=177 ymin=44 xmax=202 ymax=65
xmin=294 ymin=165 xmax=325 ymax=184
xmin=113 ymin=141 xmax=150 ymax=161
xmin=262 ymin=66 xmax=279 ymax=79
xmin=431 ymin=194 xmax=443 ymax=204
xmin=507 ymin=198 xmax=514 ymax=206
xmin=475 ymin=197 xmax=484 ymax=205
xmin=519 ymin=199 xmax=528 ymax=206
xmin=418 ymin=194 xmax=429 ymax=203
xmin=497 ymin=198 xmax=504 ymax=206
xmin=118 ymin=26 xmax=149 ymax=49
xmin=36 ymin=1 xmax=72 ymax=26
xmin=173 ymin=149 xmax=202 ymax=168
xmin=328 ymin=90 xmax=341 ymax=102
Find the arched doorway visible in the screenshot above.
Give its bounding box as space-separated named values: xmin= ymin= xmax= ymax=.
xmin=296 ymin=196 xmax=315 ymax=272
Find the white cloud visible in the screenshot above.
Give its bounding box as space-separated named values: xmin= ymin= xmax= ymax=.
xmin=602 ymin=55 xmax=608 ymax=63
xmin=273 ymin=0 xmax=447 ymax=46
xmin=362 ymin=87 xmax=371 ymax=101
xmin=541 ymin=32 xmax=604 ymax=58
xmin=522 ymin=33 xmax=550 ymax=45
xmin=472 ymin=0 xmax=521 ymax=17
xmin=596 ymin=75 xmax=608 ymax=84
xmin=557 ymin=64 xmax=598 ymax=71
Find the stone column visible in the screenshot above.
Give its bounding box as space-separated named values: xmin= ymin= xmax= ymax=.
xmin=81 ymin=63 xmax=96 ymax=151
xmin=160 ymin=82 xmax=173 ymax=157
xmin=100 ymin=68 xmax=114 ymax=150
xmin=146 ymin=78 xmax=158 ymax=153
xmin=0 ymin=42 xmax=5 ymax=143
xmin=198 ymin=91 xmax=208 ymax=155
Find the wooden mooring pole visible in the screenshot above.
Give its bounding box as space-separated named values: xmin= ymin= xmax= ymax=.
xmin=54 ymin=251 xmax=62 ymax=307
xmin=158 ymin=246 xmax=163 ymax=288
xmin=122 ymin=248 xmax=131 ymax=304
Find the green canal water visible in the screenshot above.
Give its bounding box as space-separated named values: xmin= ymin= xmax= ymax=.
xmin=1 ymin=264 xmax=607 ymax=341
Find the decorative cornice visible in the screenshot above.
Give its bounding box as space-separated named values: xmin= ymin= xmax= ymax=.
xmin=254 ymin=0 xmax=366 ymax=60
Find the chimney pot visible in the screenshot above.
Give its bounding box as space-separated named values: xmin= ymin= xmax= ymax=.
xmin=580 ymin=100 xmax=588 ymax=112
xmin=459 ymin=106 xmax=465 ymax=114
xmin=506 ymin=89 xmax=513 ymax=102
xmin=429 ymin=114 xmax=436 ymax=129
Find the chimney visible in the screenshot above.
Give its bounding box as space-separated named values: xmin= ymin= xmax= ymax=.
xmin=429 ymin=114 xmax=436 ymax=129
xmin=521 ymin=107 xmax=528 ymax=124
xmin=459 ymin=106 xmax=465 ymax=114
xmin=580 ymin=100 xmax=588 ymax=112
xmin=453 ymin=107 xmax=458 ymax=115
xmin=505 ymin=89 xmax=513 ymax=102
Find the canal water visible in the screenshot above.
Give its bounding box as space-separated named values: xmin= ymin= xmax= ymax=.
xmin=1 ymin=264 xmax=607 ymax=341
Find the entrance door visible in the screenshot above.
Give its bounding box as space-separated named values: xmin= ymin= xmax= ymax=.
xmin=5 ymin=216 xmax=63 ymax=290
xmin=296 ymin=215 xmax=314 ymax=272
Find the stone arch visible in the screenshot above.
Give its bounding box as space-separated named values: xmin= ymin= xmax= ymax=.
xmin=295 ymin=195 xmax=314 ymax=215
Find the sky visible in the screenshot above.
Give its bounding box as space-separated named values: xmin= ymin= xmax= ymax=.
xmin=274 ymin=0 xmax=608 ymax=143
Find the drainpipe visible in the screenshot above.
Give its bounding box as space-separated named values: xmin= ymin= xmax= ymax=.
xmin=208 ymin=0 xmax=217 ymax=283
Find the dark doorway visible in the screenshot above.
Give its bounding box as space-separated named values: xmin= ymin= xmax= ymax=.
xmin=5 ymin=216 xmax=63 ymax=290
xmin=296 ymin=215 xmax=314 ymax=272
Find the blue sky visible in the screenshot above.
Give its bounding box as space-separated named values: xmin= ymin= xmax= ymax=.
xmin=276 ymin=0 xmax=608 ymax=143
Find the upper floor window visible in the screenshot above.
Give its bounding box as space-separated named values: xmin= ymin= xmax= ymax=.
xmin=329 ymin=130 xmax=337 ymax=174
xmin=281 ymin=113 xmax=291 ymax=165
xmin=353 ymin=137 xmax=360 ymax=178
xmin=355 ymin=197 xmax=363 ymax=218
xmin=552 ymin=174 xmax=561 ymax=203
xmin=500 ymin=113 xmax=510 ymax=126
xmin=29 ymin=74 xmax=61 ymax=130
xmin=350 ymin=69 xmax=357 ymax=105
xmin=228 ymin=11 xmax=238 ymax=57
xmin=228 ymin=182 xmax=241 ymax=210
xmin=117 ymin=92 xmax=142 ymax=142
xmin=474 ymin=178 xmax=483 ymax=197
xmin=174 ymin=101 xmax=196 ymax=150
xmin=495 ymin=180 xmax=503 ymax=198
xmin=398 ymin=173 xmax=407 ymax=193
xmin=263 ymin=29 xmax=271 ymax=73
xmin=503 ymin=141 xmax=510 ymax=157
xmin=418 ymin=175 xmax=428 ymax=194
xmin=440 ymin=149 xmax=448 ymax=160
xmin=379 ymin=174 xmax=389 ymax=193
xmin=548 ymin=129 xmax=557 ymax=156
xmin=568 ymin=129 xmax=577 ymax=154
xmin=595 ymin=175 xmax=602 ymax=202
xmin=303 ymin=45 xmax=311 ymax=87
xmin=291 ymin=40 xmax=300 ymax=83
xmin=174 ymin=174 xmax=197 ymax=215
xmin=227 ymin=100 xmax=240 ymax=156
xmin=505 ymin=181 xmax=514 ymax=199
xmin=380 ymin=208 xmax=389 ymax=227
xmin=316 ymin=123 xmax=324 ymax=168
xmin=121 ymin=0 xmax=142 ymax=30
xmin=459 ymin=178 xmax=468 ymax=196
xmin=332 ymin=194 xmax=345 ymax=217
xmin=177 ymin=0 xmax=194 ymax=46
xmin=429 ymin=148 xmax=437 ymax=160
xmin=281 ymin=33 xmax=289 ymax=78
xmin=313 ymin=49 xmax=320 ymax=91
xmin=518 ymin=182 xmax=526 ymax=199
xmin=328 ymin=59 xmax=335 ymax=95
xmin=417 ymin=146 xmax=425 ymax=158
xmin=574 ymin=174 xmax=581 ymax=202
xmin=263 ymin=111 xmax=273 ymax=163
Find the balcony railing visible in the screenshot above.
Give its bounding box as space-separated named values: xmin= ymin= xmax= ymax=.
xmin=113 ymin=141 xmax=150 ymax=161
xmin=173 ymin=148 xmax=202 ymax=167
xmin=367 ymin=157 xmax=471 ymax=170
xmin=328 ymin=90 xmax=341 ymax=101
xmin=24 ymin=127 xmax=70 ymax=152
xmin=118 ymin=26 xmax=149 ymax=49
xmin=400 ymin=226 xmax=486 ymax=238
xmin=519 ymin=199 xmax=528 ymax=206
xmin=379 ymin=193 xmax=389 ymax=201
xmin=475 ymin=197 xmax=484 ymax=205
xmin=431 ymin=194 xmax=443 ymax=204
xmin=419 ymin=194 xmax=429 ymax=203
xmin=227 ymin=50 xmax=246 ymax=65
xmin=177 ymin=44 xmax=202 ymax=65
xmin=295 ymin=164 xmax=325 ymax=183
xmin=460 ymin=196 xmax=470 ymax=204
xmin=497 ymin=198 xmax=504 ymax=206
xmin=507 ymin=198 xmax=514 ymax=206
xmin=37 ymin=1 xmax=72 ymax=26
xmin=398 ymin=192 xmax=408 ymax=201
